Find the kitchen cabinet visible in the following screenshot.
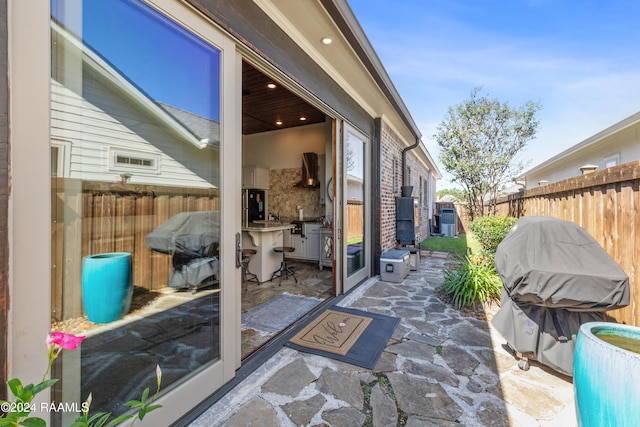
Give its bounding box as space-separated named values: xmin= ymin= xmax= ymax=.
xmin=242 ymin=165 xmax=270 ymax=189
xmin=305 ymin=224 xmax=321 ymax=260
xmin=287 ymin=223 xmax=321 ymax=262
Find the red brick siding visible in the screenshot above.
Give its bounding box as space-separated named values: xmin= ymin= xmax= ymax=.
xmin=379 ymin=122 xmax=431 ymax=250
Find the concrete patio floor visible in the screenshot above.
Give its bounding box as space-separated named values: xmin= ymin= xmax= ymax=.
xmin=188 ymin=251 xmax=577 ymax=426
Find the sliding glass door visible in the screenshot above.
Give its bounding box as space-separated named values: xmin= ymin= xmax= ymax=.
xmin=48 ymin=0 xmax=240 ymax=424
xmin=341 ymin=123 xmax=370 ymax=292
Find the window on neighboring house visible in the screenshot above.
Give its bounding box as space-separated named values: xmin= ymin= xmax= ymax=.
xmin=604 ymin=154 xmax=619 ymax=168
xmin=51 ymin=146 xmax=59 ymax=177
xmin=51 ymin=138 xmax=71 ymax=178
xmin=109 ymin=148 xmax=161 ymax=174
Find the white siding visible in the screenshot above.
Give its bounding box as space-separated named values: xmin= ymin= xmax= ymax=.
xmin=524 ymin=120 xmax=640 ymax=188
xmin=50 ymin=58 xmax=218 ymax=188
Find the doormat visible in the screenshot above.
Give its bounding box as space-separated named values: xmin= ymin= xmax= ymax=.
xmin=289 ymin=309 xmax=372 ymax=355
xmin=242 ymin=293 xmax=323 ymax=333
xmin=286 ymin=306 xmax=400 ymax=369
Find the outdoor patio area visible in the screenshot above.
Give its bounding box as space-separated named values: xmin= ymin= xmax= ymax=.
xmin=188 ymin=251 xmax=577 ymax=427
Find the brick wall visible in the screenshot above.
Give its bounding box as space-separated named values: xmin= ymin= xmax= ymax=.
xmin=379 ymin=122 xmax=432 ymax=250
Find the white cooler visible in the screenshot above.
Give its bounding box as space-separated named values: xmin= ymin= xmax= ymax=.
xmin=380 ymin=249 xmax=410 ymax=283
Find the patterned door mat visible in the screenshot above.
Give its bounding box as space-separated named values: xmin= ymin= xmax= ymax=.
xmin=287 ymin=306 xmax=400 ymax=369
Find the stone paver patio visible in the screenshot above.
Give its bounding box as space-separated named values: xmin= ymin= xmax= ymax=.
xmin=190 ymin=251 xmax=577 ymax=426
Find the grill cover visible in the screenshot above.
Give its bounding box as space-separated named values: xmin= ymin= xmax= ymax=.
xmin=146 ymin=211 xmax=220 ymax=288
xmin=494 ymin=216 xmax=629 ymax=311
xmin=491 ymin=216 xmax=629 ymax=376
xmin=146 ymin=211 xmax=219 ymax=258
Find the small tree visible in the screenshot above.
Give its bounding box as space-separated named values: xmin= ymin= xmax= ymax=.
xmin=435 ymin=88 xmax=540 ymax=219
xmin=436 ymin=187 xmax=467 ymax=202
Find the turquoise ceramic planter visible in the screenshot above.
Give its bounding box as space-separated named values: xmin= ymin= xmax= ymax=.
xmin=82 ymin=252 xmax=133 ymax=324
xmin=574 ymin=322 xmax=640 ymax=427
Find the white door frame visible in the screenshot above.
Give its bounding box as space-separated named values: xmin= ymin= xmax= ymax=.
xmin=339 ymin=122 xmax=371 ymax=293
xmin=10 ymin=1 xmax=242 ymax=424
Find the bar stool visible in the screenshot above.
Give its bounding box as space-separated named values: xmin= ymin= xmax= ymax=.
xmin=241 ymin=249 xmax=259 ymax=290
xmin=270 ymin=246 xmax=297 ymax=286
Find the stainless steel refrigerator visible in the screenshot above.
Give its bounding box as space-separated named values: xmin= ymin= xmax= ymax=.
xmin=242 ymin=189 xmax=266 ymax=225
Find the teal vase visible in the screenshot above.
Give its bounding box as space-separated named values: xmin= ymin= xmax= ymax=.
xmin=82 ymin=252 xmax=133 ymax=324
xmin=574 ymin=322 xmax=640 ymax=427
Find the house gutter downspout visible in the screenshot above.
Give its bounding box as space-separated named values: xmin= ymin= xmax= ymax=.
xmin=402 ymin=137 xmax=421 ymax=187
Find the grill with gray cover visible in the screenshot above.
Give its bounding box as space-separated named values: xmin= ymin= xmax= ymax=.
xmin=146 ymin=211 xmax=220 ymax=291
xmin=491 ymin=216 xmax=629 ymax=376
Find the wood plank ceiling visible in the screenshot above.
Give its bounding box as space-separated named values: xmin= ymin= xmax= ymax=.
xmin=242 ymin=61 xmax=326 ymax=134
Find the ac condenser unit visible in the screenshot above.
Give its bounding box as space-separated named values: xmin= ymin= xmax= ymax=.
xmin=440 ymin=208 xmax=457 ymax=237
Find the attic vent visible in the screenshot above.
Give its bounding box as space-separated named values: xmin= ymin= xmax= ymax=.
xmin=110 ymin=148 xmax=161 ymax=174
xmin=116 ymin=155 xmax=153 ymax=167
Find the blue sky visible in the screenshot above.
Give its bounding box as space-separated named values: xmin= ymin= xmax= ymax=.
xmin=348 ymin=0 xmax=640 ymax=187
xmin=52 ymin=0 xmax=220 ymax=121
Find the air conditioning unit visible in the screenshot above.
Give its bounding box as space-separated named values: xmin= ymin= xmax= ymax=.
xmin=440 ymin=208 xmax=457 ymax=237
xmin=441 ymin=223 xmax=455 ymax=237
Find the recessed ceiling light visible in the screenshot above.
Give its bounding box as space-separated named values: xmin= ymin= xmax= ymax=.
xmin=321 ymin=37 xmax=332 ymax=45
xmin=267 ymin=82 xmax=276 ymax=89
xmin=299 ymin=116 xmax=307 ymax=121
xmin=275 ymin=120 xmax=283 ymax=126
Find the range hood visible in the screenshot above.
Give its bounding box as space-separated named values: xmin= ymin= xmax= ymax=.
xmin=294 ymin=152 xmax=320 ymax=188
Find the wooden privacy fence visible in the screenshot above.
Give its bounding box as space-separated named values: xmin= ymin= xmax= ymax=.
xmin=494 ymin=160 xmax=640 ymax=326
xmin=347 ymin=200 xmax=364 ymax=240
xmin=51 ymin=178 xmax=219 ymax=321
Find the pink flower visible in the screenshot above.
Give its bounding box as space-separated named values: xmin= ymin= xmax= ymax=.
xmin=47 ymin=332 xmax=86 ymax=350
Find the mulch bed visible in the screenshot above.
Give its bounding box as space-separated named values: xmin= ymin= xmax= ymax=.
xmin=51 ymin=287 xmax=162 ymax=335
xmin=437 ymin=288 xmax=500 ymax=322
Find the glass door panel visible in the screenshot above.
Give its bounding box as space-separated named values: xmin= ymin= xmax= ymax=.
xmin=50 ymin=0 xmax=227 ymax=424
xmin=342 ymin=124 xmax=369 ymax=292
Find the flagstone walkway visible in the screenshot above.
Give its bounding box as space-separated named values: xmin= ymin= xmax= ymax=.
xmin=190 ymin=251 xmax=577 ymax=426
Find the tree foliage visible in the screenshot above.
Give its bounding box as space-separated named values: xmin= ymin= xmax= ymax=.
xmin=436 ymin=187 xmax=467 ymax=202
xmin=435 ymin=88 xmax=540 ymax=219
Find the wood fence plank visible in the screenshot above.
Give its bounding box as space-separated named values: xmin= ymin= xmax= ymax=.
xmin=495 ymin=161 xmax=640 ymax=326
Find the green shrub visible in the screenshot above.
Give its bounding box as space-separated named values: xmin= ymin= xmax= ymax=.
xmin=469 ymin=215 xmax=517 ymax=254
xmin=440 ymin=255 xmax=502 ymax=309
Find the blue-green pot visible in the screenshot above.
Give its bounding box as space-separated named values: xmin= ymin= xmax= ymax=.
xmin=574 ymin=321 xmax=640 ymax=427
xmin=82 ymin=252 xmax=133 ymax=324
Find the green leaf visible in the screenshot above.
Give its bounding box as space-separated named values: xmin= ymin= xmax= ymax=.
xmin=87 ymin=412 xmax=111 ymax=424
xmin=141 ymin=404 xmax=162 ymax=415
xmin=0 ymin=416 xmax=20 ymax=426
xmin=105 ymin=414 xmax=133 ymax=426
xmin=140 ymin=387 xmax=150 ymax=403
xmin=92 ymin=413 xmax=111 ymax=427
xmin=124 ymin=400 xmax=142 ymax=408
xmin=7 ymin=378 xmax=23 ymax=397
xmin=32 ymin=379 xmax=58 ymax=395
xmin=68 ymin=417 xmax=88 ymax=427
xmin=19 ymin=417 xmax=46 ymax=427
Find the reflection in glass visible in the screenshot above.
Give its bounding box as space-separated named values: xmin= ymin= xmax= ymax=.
xmin=346 ymin=130 xmax=365 ymax=276
xmin=50 ymin=0 xmax=221 ymax=422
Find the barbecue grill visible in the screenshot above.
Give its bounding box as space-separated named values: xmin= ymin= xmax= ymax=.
xmin=491 ymin=216 xmax=629 ymax=375
xmin=146 ymin=211 xmax=220 ymax=291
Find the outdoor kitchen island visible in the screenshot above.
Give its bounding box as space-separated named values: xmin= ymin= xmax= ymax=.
xmin=242 ymin=222 xmax=296 ymax=283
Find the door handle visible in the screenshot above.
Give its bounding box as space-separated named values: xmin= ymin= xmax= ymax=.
xmin=235 ymin=232 xmax=242 ymax=268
